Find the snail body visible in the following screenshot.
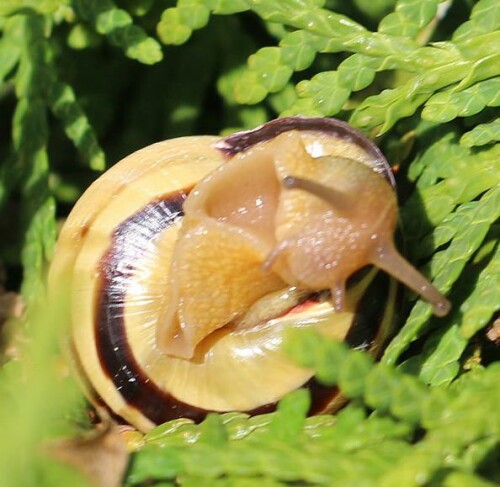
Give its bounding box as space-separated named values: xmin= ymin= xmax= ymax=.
xmin=49 ymin=118 xmax=449 ymax=432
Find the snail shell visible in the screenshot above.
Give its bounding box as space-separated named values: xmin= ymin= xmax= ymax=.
xmin=48 ymin=117 xmax=450 ymax=432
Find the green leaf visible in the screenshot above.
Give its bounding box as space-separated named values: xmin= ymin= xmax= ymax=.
xmin=3 ymin=3 xmax=500 ymax=486
xmin=342 ymin=31 xmax=418 ymax=62
xmin=351 ymin=54 xmax=482 ymax=132
xmin=0 ymin=16 xmax=23 ymax=82
xmin=280 ymin=30 xmax=317 ymax=71
xmin=364 ymin=365 xmax=400 ymax=412
xmin=337 ymin=54 xmax=378 ymax=91
xmin=95 ymin=7 xmax=130 ymax=31
xmin=157 ymin=7 xmax=192 ymax=45
xmin=422 ymin=79 xmax=500 ymax=123
xmin=337 ymin=350 xmax=373 ymax=398
xmin=454 ymin=0 xmax=500 ymax=41
xmin=115 ymin=24 xmax=163 ymax=64
xmin=8 ymin=15 xmax=56 ymax=305
xmin=353 ymin=0 xmax=396 ymax=20
xmin=378 ymin=0 xmax=439 ymax=38
xmin=233 ymin=70 xmax=268 ymax=105
xmin=248 ymin=47 xmax=293 ymax=93
xmin=128 ymin=445 xmax=183 ymax=483
xmin=461 ymin=118 xmax=500 ymax=147
xmin=48 ymin=80 xmax=105 ymax=171
xmin=460 ymin=241 xmax=500 ymax=338
xmin=144 ymin=419 xmax=198 ymax=447
xmin=456 ymin=436 xmax=500 ymax=480
xmin=268 ymin=389 xmax=310 ymax=442
xmin=178 ymin=0 xmax=210 ymax=30
xmin=67 ymin=23 xmax=102 ymax=49
xmin=21 ymin=184 xmax=57 ymax=301
xmin=410 ymin=160 xmax=498 ymax=230
xmin=212 ymin=0 xmax=249 ymax=14
xmin=351 ymin=87 xmax=429 ymax=133
xmin=444 ymin=472 xmax=499 ymax=487
xmin=0 ymin=0 xmax=62 ymax=16
xmin=389 ymin=375 xmax=427 ymax=424
xmin=120 ymin=0 xmax=154 ymax=16
xmin=384 ymin=185 xmax=500 ymax=365
xmin=470 ymin=0 xmax=500 ymax=31
xmin=420 ymin=202 xmax=480 ymax=259
xmin=74 ymin=0 xmax=163 ymax=63
xmin=248 ymin=0 xmax=366 ymax=39
xmin=418 ymin=325 xmax=466 ymax=386
xmin=453 ymin=54 xmax=500 ymax=93
xmin=199 ymin=414 xmax=228 ymax=446
xmin=296 ymin=71 xmax=350 ymax=116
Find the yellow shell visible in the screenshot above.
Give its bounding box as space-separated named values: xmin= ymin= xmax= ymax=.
xmin=48 ymin=117 xmax=448 ymax=432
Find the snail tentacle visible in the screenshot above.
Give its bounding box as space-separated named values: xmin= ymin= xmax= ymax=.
xmin=369 ymin=241 xmax=451 ymax=317
xmin=282 ymin=174 xmax=354 ymax=214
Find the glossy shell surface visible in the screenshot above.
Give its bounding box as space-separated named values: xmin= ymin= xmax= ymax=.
xmin=49 ymin=118 xmax=397 ymax=432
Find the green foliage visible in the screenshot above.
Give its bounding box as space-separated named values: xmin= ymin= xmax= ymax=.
xmin=0 ymin=0 xmax=499 ymax=486
xmin=126 ymin=332 xmax=500 ymax=486
xmin=422 ymin=79 xmax=500 ymax=124
xmin=129 ymin=397 xmax=414 ymax=486
xmin=461 ymin=118 xmax=500 ymax=147
xmin=0 ymin=299 xmax=89 ymax=487
xmin=73 ymin=0 xmax=163 ymax=64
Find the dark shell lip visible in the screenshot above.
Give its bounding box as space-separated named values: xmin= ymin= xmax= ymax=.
xmin=214 ymin=117 xmax=395 ymax=187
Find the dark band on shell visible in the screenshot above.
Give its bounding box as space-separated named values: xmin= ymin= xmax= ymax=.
xmin=94 ymin=190 xmax=393 ymax=424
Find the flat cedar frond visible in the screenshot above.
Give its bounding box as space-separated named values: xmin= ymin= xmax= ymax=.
xmin=0 ymin=0 xmax=499 ymax=486
xmin=48 ymin=80 xmax=106 ymax=171
xmin=13 ymin=14 xmax=56 ymax=305
xmin=127 ymin=334 xmax=500 ymax=486
xmin=72 ymin=0 xmax=163 ymax=64
xmin=461 ymin=118 xmax=500 ymax=147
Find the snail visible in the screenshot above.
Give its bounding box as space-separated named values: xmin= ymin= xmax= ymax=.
xmin=48 ymin=117 xmax=450 ymax=432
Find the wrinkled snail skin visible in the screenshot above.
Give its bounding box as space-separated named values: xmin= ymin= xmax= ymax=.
xmin=48 ymin=117 xmax=449 ymax=432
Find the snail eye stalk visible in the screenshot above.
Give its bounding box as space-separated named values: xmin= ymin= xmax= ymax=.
xmin=282 ymin=175 xmax=354 ymax=214
xmin=282 ymin=173 xmax=451 ymax=317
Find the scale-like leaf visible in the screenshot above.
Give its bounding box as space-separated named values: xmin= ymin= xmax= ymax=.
xmin=177 ymin=0 xmax=210 ymax=30
xmin=384 ymin=185 xmax=500 ymax=364
xmin=73 ymin=0 xmax=162 ymax=64
xmin=48 ymin=81 xmax=105 ymax=171
xmin=378 ymin=0 xmax=440 ymax=38
xmin=157 ymin=0 xmax=212 ymax=45
xmin=461 ymin=118 xmax=500 ymax=147
xmin=461 ymin=242 xmax=500 ymax=339
xmin=453 ymin=0 xmax=500 ymax=41
xmin=0 ymin=0 xmax=62 ymax=16
xmin=157 ymin=8 xmax=191 ymax=44
xmin=10 ymin=15 xmax=56 ymax=305
xmin=280 ymin=30 xmax=317 ymax=71
xmin=248 ymin=47 xmax=293 ymax=93
xmin=295 ymin=72 xmax=350 ymax=115
xmin=423 ymin=79 xmax=500 ymax=123
xmin=0 ymin=16 xmax=22 ymax=82
xmin=418 ymin=325 xmax=466 ymax=386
